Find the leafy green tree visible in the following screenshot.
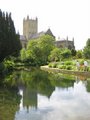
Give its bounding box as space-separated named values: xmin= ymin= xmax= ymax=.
xmin=61 ymin=48 xmax=71 ymax=59
xmin=25 ymin=35 xmax=55 ymax=65
xmin=48 ymin=47 xmax=62 ymax=62
xmin=71 ymin=49 xmax=76 ymax=56
xmin=26 ymin=39 xmax=42 ymax=65
xmin=20 ymin=48 xmax=26 ymax=61
xmin=83 ymin=47 xmax=90 ymax=59
xmin=76 ymin=50 xmax=83 ymax=58
xmin=0 ymin=10 xmax=22 ymax=62
xmin=83 ymin=38 xmax=90 ymax=59
xmin=86 ymin=38 xmax=90 ymax=46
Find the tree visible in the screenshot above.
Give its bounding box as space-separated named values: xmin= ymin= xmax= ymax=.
xmin=71 ymin=49 xmax=76 ymax=56
xmin=38 ymin=35 xmax=55 ymax=63
xmin=48 ymin=48 xmax=62 ymax=62
xmin=61 ymin=48 xmax=71 ymax=59
xmin=83 ymin=38 xmax=90 ymax=59
xmin=20 ymin=48 xmax=26 ymax=61
xmin=24 ymin=35 xmax=55 ymax=65
xmin=86 ymin=38 xmax=90 ymax=47
xmin=0 ymin=10 xmax=22 ymax=62
xmin=76 ymin=50 xmax=83 ymax=58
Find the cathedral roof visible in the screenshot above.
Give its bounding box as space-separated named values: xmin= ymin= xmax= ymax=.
xmin=29 ymin=28 xmax=55 ymax=40
xmin=45 ymin=28 xmax=54 ymax=36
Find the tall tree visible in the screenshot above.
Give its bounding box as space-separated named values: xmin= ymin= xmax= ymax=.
xmin=0 ymin=10 xmax=22 ymax=62
xmin=25 ymin=35 xmax=55 ymax=65
xmin=83 ymin=38 xmax=90 ymax=59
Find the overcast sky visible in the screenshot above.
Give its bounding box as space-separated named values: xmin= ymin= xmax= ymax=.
xmin=0 ymin=0 xmax=90 ymax=50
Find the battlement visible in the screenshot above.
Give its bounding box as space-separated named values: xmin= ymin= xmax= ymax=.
xmin=23 ymin=16 xmax=38 ymax=22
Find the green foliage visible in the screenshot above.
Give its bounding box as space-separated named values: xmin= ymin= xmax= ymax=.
xmin=83 ymin=47 xmax=90 ymax=59
xmin=20 ymin=48 xmax=26 ymax=61
xmin=4 ymin=60 xmax=15 ymax=71
xmin=76 ymin=50 xmax=83 ymax=58
xmin=48 ymin=48 xmax=72 ymax=62
xmin=0 ymin=10 xmax=22 ymax=62
xmin=83 ymin=38 xmax=90 ymax=59
xmin=48 ymin=59 xmax=79 ymax=71
xmin=0 ymin=83 xmax=21 ymax=120
xmin=60 ymin=48 xmax=71 ymax=59
xmin=79 ymin=59 xmax=84 ymax=65
xmin=86 ymin=38 xmax=90 ymax=47
xmin=71 ymin=49 xmax=76 ymax=56
xmin=58 ymin=65 xmax=66 ymax=69
xmin=48 ymin=62 xmax=57 ymax=68
xmin=56 ymin=61 xmax=74 ymax=70
xmin=48 ymin=48 xmax=62 ymax=62
xmin=66 ymin=65 xmax=72 ymax=70
xmin=64 ymin=61 xmax=73 ymax=65
xmin=22 ymin=35 xmax=55 ymax=66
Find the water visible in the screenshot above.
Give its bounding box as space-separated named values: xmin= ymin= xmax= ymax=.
xmin=0 ymin=68 xmax=90 ymax=120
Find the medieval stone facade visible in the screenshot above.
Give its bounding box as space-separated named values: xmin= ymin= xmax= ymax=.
xmin=20 ymin=16 xmax=38 ymax=48
xmin=55 ymin=37 xmax=75 ymax=50
xmin=20 ymin=15 xmax=75 ymax=50
xmin=23 ymin=16 xmax=38 ymax=40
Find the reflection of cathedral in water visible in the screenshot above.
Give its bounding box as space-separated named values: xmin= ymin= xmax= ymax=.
xmin=23 ymin=87 xmax=38 ymax=110
xmin=20 ymin=84 xmax=55 ymax=111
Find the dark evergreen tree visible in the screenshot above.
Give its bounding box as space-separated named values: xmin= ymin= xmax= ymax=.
xmin=0 ymin=10 xmax=22 ymax=62
xmin=71 ymin=49 xmax=76 ymax=56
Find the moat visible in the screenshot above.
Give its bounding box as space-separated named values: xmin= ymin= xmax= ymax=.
xmin=0 ymin=68 xmax=90 ymax=120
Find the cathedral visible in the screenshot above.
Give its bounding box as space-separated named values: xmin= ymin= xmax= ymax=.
xmin=20 ymin=16 xmax=75 ymax=50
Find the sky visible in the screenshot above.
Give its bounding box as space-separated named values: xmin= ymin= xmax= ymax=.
xmin=0 ymin=0 xmax=90 ymax=50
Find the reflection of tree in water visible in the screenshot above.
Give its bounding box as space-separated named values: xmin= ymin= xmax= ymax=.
xmin=20 ymin=69 xmax=55 ymax=98
xmin=75 ymin=76 xmax=90 ymax=93
xmin=0 ymin=84 xmax=21 ymax=120
xmin=1 ymin=67 xmax=90 ymax=119
xmin=49 ymin=73 xmax=75 ymax=88
xmin=86 ymin=80 xmax=90 ymax=92
xmin=23 ymin=88 xmax=37 ymax=110
xmin=6 ymin=68 xmax=55 ymax=109
xmin=3 ymin=68 xmax=84 ymax=112
xmin=21 ymin=68 xmax=55 ymax=107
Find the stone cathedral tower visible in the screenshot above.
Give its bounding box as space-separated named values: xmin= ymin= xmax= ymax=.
xmin=23 ymin=16 xmax=38 ymax=40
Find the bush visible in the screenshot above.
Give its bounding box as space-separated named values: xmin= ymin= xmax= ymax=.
xmin=79 ymin=60 xmax=84 ymax=65
xmin=48 ymin=62 xmax=57 ymax=68
xmin=64 ymin=61 xmax=73 ymax=65
xmin=66 ymin=65 xmax=72 ymax=70
xmin=57 ymin=65 xmax=66 ymax=69
xmin=88 ymin=67 xmax=90 ymax=72
xmin=4 ymin=60 xmax=15 ymax=71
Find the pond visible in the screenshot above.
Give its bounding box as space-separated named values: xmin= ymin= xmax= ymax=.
xmin=0 ymin=68 xmax=90 ymax=120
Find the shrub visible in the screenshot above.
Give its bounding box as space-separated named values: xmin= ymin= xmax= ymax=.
xmin=57 ymin=65 xmax=66 ymax=69
xmin=4 ymin=60 xmax=15 ymax=71
xmin=80 ymin=60 xmax=84 ymax=65
xmin=48 ymin=62 xmax=57 ymax=68
xmin=66 ymin=65 xmax=72 ymax=70
xmin=87 ymin=66 xmax=90 ymax=71
xmin=64 ymin=61 xmax=73 ymax=65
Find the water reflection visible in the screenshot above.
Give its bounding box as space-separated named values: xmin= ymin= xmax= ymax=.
xmin=0 ymin=82 xmax=21 ymax=120
xmin=0 ymin=68 xmax=90 ymax=120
